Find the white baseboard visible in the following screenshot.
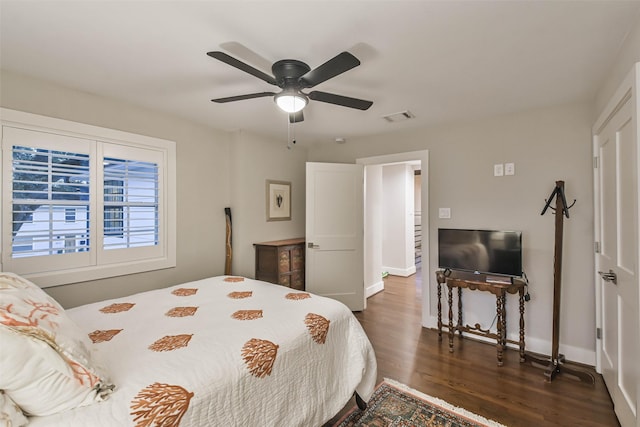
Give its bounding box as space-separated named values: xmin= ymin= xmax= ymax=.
xmin=424 ymin=315 xmax=596 ymax=366
xmin=524 ymin=336 xmax=596 ymax=367
xmin=422 ymin=315 xmax=438 ymax=329
xmin=366 ymin=280 xmax=384 ymax=298
xmin=383 ymin=265 xmax=416 ymax=277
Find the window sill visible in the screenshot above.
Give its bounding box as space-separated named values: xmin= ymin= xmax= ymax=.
xmin=17 ymin=255 xmax=176 ymax=288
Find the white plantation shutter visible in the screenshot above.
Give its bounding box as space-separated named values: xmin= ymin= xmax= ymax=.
xmin=1 ymin=109 xmax=176 ymax=287
xmin=98 ymin=144 xmax=165 ymax=265
xmin=2 ymin=127 xmax=95 ymax=274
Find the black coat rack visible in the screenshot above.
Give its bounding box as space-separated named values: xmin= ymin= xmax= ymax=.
xmin=525 ymin=181 xmax=594 ymax=383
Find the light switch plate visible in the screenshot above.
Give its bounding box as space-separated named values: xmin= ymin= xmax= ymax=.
xmin=439 ymin=208 xmax=451 ymax=219
xmin=505 ymin=162 xmax=515 ymax=176
xmin=494 ymin=164 xmax=504 ymax=176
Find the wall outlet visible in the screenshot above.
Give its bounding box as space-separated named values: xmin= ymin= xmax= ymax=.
xmin=505 ymin=162 xmax=515 ymax=176
xmin=438 ymin=208 xmax=451 ymax=219
xmin=494 ymin=164 xmax=504 ymax=176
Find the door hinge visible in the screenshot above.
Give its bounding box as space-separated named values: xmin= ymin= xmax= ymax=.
xmin=594 ymin=241 xmax=600 ymax=254
xmin=593 ymin=156 xmax=598 ymax=169
xmin=596 ymin=327 xmax=602 ymax=340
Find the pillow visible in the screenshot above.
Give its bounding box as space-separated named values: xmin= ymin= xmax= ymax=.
xmin=0 ymin=272 xmax=113 ymax=416
xmin=0 ymin=389 xmax=28 ymax=427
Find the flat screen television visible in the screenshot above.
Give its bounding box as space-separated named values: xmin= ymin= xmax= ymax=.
xmin=438 ymin=228 xmax=522 ymax=277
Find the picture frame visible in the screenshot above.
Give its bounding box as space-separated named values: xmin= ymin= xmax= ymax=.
xmin=266 ymin=180 xmax=291 ymax=221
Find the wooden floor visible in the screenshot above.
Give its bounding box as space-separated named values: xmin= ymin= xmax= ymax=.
xmin=329 ymin=274 xmax=619 ymax=427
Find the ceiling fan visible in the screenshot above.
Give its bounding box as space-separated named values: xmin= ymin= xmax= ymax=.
xmin=207 ymin=50 xmax=373 ymax=123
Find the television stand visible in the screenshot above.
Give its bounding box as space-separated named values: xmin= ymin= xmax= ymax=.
xmin=435 ymin=270 xmax=526 ymax=366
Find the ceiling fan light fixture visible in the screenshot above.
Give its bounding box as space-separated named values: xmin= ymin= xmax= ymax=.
xmin=275 ymin=91 xmax=308 ymax=113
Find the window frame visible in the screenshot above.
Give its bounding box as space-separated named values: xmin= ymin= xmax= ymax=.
xmin=1 ymin=108 xmax=176 ymax=288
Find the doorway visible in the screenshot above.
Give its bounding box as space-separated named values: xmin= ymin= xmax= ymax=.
xmin=380 ymin=161 xmax=420 ymax=279
xmin=357 ymin=150 xmax=432 ymax=328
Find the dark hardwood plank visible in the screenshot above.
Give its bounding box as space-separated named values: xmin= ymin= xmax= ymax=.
xmin=329 ymin=274 xmax=618 ymax=427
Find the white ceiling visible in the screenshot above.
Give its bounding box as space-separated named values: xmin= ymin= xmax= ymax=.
xmin=1 ymin=1 xmax=639 ymax=145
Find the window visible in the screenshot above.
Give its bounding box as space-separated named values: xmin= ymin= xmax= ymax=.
xmin=11 ymin=146 xmax=90 ymax=258
xmin=1 ymin=108 xmax=176 ymax=287
xmin=103 ymin=159 xmax=159 ymax=248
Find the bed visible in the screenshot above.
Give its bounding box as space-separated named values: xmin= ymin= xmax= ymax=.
xmin=0 ymin=273 xmax=377 ymax=426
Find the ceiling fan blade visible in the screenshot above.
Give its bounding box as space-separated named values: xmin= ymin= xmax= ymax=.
xmin=289 ymin=111 xmax=304 ymax=123
xmin=219 ymin=42 xmax=273 ymax=74
xmin=299 ymin=52 xmax=360 ymax=88
xmin=207 ymin=51 xmax=277 ymax=86
xmin=309 ymin=91 xmax=373 ymax=110
xmin=211 ymin=92 xmax=275 ymax=103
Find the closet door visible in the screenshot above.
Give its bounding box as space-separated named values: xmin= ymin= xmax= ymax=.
xmin=593 ymin=63 xmax=639 ymax=427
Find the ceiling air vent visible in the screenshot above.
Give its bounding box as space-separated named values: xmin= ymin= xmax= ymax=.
xmin=382 ymin=110 xmax=415 ymax=123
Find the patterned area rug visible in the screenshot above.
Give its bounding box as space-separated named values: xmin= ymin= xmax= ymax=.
xmin=335 ymin=379 xmax=506 ymax=427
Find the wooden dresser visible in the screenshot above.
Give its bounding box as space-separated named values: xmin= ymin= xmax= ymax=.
xmin=254 ymin=238 xmax=305 ymax=290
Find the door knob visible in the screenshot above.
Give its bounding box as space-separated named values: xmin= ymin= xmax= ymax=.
xmin=598 ymin=269 xmax=617 ymax=285
xmin=307 ymin=242 xmax=319 ymax=249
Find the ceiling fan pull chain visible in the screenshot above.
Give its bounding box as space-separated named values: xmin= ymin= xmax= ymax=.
xmin=292 ymin=114 xmax=296 ymax=147
xmin=287 ymin=114 xmax=292 ymax=150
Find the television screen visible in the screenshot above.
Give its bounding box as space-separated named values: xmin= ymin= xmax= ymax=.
xmin=438 ymin=228 xmax=522 ymax=277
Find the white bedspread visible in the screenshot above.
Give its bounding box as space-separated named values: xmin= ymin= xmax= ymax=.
xmin=28 ymin=276 xmax=377 ymax=426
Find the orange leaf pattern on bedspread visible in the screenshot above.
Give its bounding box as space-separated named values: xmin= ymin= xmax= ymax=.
xmin=223 ymin=276 xmax=245 ymax=282
xmin=89 ymin=329 xmax=122 ymax=343
xmin=165 ymin=306 xmax=198 ymax=317
xmin=227 ymin=291 xmax=252 ymax=299
xmin=241 ymin=338 xmax=278 ymax=378
xmin=148 ymin=334 xmax=193 ymax=352
xmin=130 ymin=383 xmax=194 ymax=427
xmin=171 ymin=288 xmax=198 ymax=297
xmin=305 ymin=313 xmax=330 ymax=344
xmin=99 ymin=303 xmax=135 ymax=314
xmin=231 ymin=309 xmax=263 ymax=320
xmin=0 ymin=300 xmax=59 ymax=329
xmin=285 ymin=292 xmax=310 ymax=300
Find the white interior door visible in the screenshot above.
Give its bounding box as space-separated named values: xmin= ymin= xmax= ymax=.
xmin=306 ymin=162 xmax=364 ymax=311
xmin=594 ymin=75 xmax=638 ymax=427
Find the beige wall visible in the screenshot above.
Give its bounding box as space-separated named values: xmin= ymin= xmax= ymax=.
xmin=594 ymin=13 xmax=640 ymax=117
xmin=0 ymin=70 xmax=303 ymax=307
xmin=308 ymin=101 xmax=596 ymax=363
xmin=228 ymin=130 xmax=307 ymax=278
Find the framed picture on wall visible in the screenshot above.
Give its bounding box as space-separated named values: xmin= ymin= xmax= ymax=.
xmin=266 ymin=180 xmax=291 ymax=221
